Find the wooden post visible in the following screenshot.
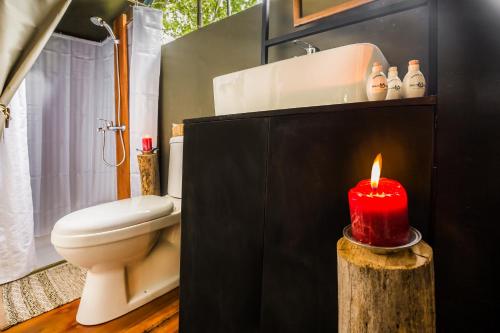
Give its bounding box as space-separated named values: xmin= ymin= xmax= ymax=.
xmin=113 ymin=13 xmax=130 ymax=200
xmin=337 ymin=237 xmax=435 ymax=333
xmin=137 ymin=153 xmax=161 ymax=196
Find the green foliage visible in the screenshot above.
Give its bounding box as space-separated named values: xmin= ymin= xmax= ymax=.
xmin=151 ymin=0 xmax=259 ymax=38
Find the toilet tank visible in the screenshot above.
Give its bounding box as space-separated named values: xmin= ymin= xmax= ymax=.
xmin=168 ymin=136 xmax=183 ymax=198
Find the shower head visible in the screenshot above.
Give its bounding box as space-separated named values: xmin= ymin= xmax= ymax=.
xmin=90 ymin=16 xmax=119 ymax=44
xmin=90 ymin=16 xmax=104 ymax=26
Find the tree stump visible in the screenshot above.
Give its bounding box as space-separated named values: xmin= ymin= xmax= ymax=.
xmin=337 ymin=237 xmax=435 ymax=333
xmin=137 ymin=153 xmax=161 ymax=195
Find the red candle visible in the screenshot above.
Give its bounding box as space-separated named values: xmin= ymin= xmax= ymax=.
xmin=348 ymin=154 xmax=410 ymax=246
xmin=142 ymin=136 xmax=153 ymax=152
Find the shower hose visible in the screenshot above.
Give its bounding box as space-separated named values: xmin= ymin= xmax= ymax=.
xmin=101 ymin=42 xmax=126 ymax=167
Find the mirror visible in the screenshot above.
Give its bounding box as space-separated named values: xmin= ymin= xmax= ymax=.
xmin=293 ymin=0 xmax=374 ymax=26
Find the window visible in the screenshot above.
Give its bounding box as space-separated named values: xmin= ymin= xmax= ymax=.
xmin=151 ymin=0 xmax=261 ymax=38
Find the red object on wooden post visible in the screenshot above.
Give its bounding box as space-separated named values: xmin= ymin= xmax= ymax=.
xmin=348 ymin=154 xmax=410 ymax=246
xmin=142 ymin=136 xmax=153 ymax=152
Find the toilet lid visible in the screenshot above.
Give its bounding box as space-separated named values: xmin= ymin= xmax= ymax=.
xmin=52 ymin=195 xmax=174 ymax=236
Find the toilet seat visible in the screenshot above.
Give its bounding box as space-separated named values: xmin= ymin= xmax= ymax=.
xmin=51 ymin=195 xmax=179 ymax=249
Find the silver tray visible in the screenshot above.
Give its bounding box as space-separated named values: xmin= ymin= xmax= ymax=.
xmin=343 ymin=225 xmax=422 ymax=254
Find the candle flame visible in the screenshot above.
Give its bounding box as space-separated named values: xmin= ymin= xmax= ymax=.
xmin=371 ymin=153 xmax=382 ymax=190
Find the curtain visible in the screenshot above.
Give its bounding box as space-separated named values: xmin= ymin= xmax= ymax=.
xmin=26 ymin=35 xmax=116 ymax=236
xmin=0 ymin=81 xmax=36 ymax=284
xmin=129 ymin=6 xmax=163 ymax=196
xmin=0 ymin=0 xmax=71 ymax=138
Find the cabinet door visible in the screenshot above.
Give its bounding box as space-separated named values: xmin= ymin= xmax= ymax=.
xmin=180 ymin=118 xmax=270 ymax=333
xmin=260 ymin=106 xmax=434 ymax=332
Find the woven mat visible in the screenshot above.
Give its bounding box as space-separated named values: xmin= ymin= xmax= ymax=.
xmin=0 ymin=262 xmax=86 ymax=330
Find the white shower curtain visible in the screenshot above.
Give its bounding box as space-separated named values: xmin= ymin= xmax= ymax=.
xmin=129 ymin=7 xmax=163 ymax=197
xmin=1 ymin=9 xmax=159 ymax=282
xmin=26 ymin=35 xmax=117 ymax=236
xmin=0 ymin=81 xmax=36 ymax=284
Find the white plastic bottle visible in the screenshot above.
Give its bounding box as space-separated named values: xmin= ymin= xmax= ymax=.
xmin=402 ymin=60 xmax=426 ymax=98
xmin=386 ymin=66 xmax=403 ymax=100
xmin=366 ymin=62 xmax=388 ymax=101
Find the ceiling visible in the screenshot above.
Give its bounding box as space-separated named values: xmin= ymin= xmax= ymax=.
xmin=56 ymin=0 xmax=130 ymax=42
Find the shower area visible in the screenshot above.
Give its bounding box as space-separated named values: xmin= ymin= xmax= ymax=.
xmin=0 ymin=5 xmax=163 ymax=283
xmin=28 ymin=31 xmax=118 ymax=267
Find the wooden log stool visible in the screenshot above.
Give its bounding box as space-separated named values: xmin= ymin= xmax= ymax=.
xmin=137 ymin=152 xmax=161 ymax=195
xmin=337 ymin=237 xmax=435 ymax=333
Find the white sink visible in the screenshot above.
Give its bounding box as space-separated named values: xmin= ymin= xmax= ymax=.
xmin=213 ymin=43 xmax=388 ymax=116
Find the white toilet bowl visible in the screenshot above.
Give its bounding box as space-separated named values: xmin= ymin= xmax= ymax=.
xmin=51 ymin=195 xmax=181 ymax=325
xmin=52 ymin=135 xmax=184 ymax=325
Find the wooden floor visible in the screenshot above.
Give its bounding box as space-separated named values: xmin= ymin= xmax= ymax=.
xmin=5 ymin=288 xmax=179 ymax=333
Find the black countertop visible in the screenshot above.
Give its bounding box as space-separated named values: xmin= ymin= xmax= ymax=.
xmin=184 ymin=96 xmax=437 ymax=124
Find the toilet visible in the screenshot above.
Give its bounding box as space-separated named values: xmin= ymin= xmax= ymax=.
xmin=51 ymin=136 xmax=183 ymax=325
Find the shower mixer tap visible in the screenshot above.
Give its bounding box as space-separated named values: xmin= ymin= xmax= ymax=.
xmin=97 ymin=119 xmax=126 ymax=133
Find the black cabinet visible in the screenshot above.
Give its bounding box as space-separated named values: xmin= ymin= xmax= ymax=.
xmin=180 ymin=98 xmax=436 ymax=333
xmin=180 ymin=118 xmax=270 ymax=333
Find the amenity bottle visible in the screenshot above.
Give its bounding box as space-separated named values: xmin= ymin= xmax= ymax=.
xmin=366 ymin=62 xmax=388 ymax=101
xmin=386 ymin=66 xmax=403 ymax=100
xmin=402 ymin=60 xmax=426 ymax=98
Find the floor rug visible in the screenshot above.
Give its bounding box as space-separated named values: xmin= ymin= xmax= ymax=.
xmin=0 ymin=262 xmax=86 ymax=330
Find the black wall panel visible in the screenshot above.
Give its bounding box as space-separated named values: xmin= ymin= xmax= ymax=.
xmin=180 ymin=118 xmax=270 ymax=333
xmin=435 ymin=0 xmax=500 ymax=331
xmin=261 ymin=106 xmax=434 ymax=332
xmin=181 ymin=100 xmax=435 ymax=332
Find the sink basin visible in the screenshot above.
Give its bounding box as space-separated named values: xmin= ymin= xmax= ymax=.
xmin=213 ymin=43 xmax=388 ymax=116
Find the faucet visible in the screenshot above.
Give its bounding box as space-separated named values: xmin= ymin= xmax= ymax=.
xmin=293 ymin=40 xmax=320 ymax=55
xmin=97 ymin=118 xmax=126 ymax=133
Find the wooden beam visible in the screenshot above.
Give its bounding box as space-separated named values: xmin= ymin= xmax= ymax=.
xmin=113 ymin=14 xmax=131 ymax=200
